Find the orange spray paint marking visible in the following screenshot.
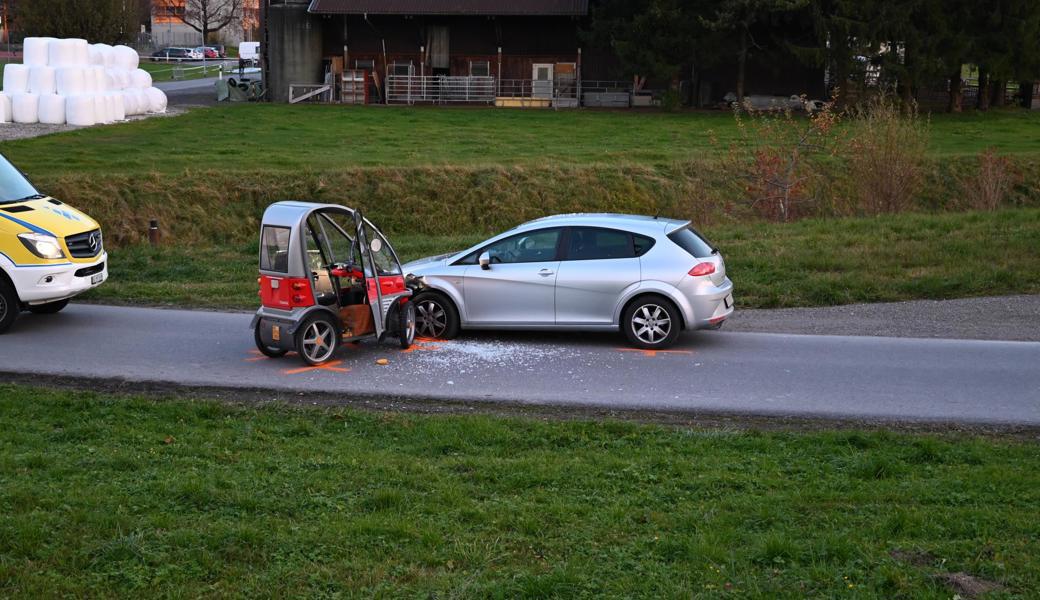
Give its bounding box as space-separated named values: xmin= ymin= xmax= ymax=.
xmin=616 ymin=348 xmax=695 ymax=358
xmin=282 ymin=360 xmax=351 ymax=376
xmin=401 ymin=339 xmax=443 ymax=353
xmin=245 ymin=349 xmax=270 ymax=362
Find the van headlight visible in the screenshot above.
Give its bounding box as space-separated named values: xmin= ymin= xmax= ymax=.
xmin=18 ymin=233 xmax=66 ymax=259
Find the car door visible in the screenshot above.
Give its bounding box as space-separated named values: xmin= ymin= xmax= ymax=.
xmin=555 ymin=227 xmax=644 ymax=325
xmin=462 ymin=227 xmax=563 ymax=325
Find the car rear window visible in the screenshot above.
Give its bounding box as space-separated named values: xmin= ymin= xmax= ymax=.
xmin=668 ymin=226 xmax=716 ymax=258
xmin=260 ymin=226 xmax=291 ymax=273
xmin=567 ymin=228 xmax=633 ymax=261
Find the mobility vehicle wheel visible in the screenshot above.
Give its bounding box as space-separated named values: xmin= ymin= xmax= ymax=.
xmin=254 ymin=322 xmax=288 ymax=358
xmin=296 ymin=313 xmax=339 ymax=366
xmin=27 ymin=299 xmax=69 ymax=315
xmin=0 ymin=278 xmax=18 ymax=334
xmin=412 ymin=291 xmax=459 ymax=340
xmin=623 ymin=295 xmax=681 ymax=350
xmin=399 ymin=300 xmax=417 ymax=349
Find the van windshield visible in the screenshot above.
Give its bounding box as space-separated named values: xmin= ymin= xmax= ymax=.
xmin=0 ymin=156 xmax=40 ymax=204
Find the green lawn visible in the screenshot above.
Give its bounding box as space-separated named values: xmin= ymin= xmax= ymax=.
xmin=1 ymin=385 xmax=1036 ymax=598
xmin=4 ymin=104 xmax=1040 ymax=178
xmin=83 ymin=208 xmax=1040 ymax=310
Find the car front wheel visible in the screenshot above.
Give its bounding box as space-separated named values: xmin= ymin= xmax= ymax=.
xmin=398 ymin=300 xmax=417 ymax=349
xmin=412 ymin=291 xmax=460 ymax=340
xmin=622 ymin=296 xmax=681 ymax=349
xmin=0 ymin=279 xmax=18 ymax=334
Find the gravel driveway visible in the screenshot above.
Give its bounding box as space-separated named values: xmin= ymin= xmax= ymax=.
xmin=728 ymin=295 xmax=1040 ymax=342
xmin=0 ymin=108 xmax=184 ymax=142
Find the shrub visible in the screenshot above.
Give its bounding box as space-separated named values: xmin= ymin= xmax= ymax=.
xmin=723 ymin=96 xmax=844 ymax=222
xmin=847 ymin=95 xmax=929 ymax=215
xmin=962 ymin=148 xmax=1019 ymax=211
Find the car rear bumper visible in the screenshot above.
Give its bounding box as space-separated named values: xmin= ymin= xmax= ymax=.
xmin=6 ymin=253 xmax=108 ymax=305
xmin=682 ymin=276 xmax=735 ymax=330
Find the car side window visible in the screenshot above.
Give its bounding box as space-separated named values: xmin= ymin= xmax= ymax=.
xmin=633 ymin=234 xmax=656 ymax=257
xmin=566 ymin=227 xmax=635 ymax=261
xmin=363 ymin=223 xmax=401 ymax=276
xmin=481 ymin=228 xmax=563 ymax=265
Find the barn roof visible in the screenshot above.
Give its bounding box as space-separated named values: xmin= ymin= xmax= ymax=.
xmin=307 ymin=0 xmax=588 ymax=16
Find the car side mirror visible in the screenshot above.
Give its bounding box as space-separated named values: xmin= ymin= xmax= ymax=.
xmin=479 ymin=251 xmax=491 ymax=270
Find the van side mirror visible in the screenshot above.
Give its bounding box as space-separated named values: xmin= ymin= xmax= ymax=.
xmin=479 ymin=251 xmax=491 ymax=270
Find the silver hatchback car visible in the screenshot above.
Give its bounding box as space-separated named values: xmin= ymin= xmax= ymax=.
xmin=403 ymin=214 xmax=734 ymax=349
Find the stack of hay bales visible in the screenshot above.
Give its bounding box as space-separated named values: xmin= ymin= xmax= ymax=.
xmin=0 ymin=37 xmax=168 ymax=126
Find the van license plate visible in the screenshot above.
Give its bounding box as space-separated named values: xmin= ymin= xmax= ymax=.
xmin=90 ymin=273 xmax=104 ymax=285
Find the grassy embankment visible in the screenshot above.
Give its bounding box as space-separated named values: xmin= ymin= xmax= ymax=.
xmin=2 ymin=105 xmax=1039 ymax=308
xmin=1 ymin=385 xmax=1037 ymax=597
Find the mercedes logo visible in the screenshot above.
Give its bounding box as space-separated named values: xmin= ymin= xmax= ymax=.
xmin=88 ymin=232 xmax=100 ymax=253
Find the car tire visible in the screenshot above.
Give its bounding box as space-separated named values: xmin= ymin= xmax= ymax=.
xmin=295 ymin=313 xmax=339 ymax=366
xmin=0 ymin=278 xmax=19 ymax=334
xmin=412 ymin=291 xmax=460 ymax=340
xmin=399 ymin=300 xmax=417 ymax=349
xmin=254 ymin=322 xmax=288 ymax=358
xmin=27 ymin=299 xmax=69 ymax=315
xmin=622 ymin=295 xmax=681 ymax=350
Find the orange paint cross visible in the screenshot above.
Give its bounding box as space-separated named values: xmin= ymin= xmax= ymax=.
xmin=401 ymin=338 xmax=443 ymax=353
xmin=617 ymin=348 xmax=695 ymax=358
xmin=245 ymin=349 xmax=270 ymax=362
xmin=282 ymin=360 xmax=351 ymax=376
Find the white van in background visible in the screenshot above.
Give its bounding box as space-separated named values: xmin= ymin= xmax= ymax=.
xmin=239 ymin=42 xmax=260 ymax=64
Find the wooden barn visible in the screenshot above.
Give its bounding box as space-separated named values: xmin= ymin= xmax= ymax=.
xmin=263 ymin=0 xmax=624 ymax=106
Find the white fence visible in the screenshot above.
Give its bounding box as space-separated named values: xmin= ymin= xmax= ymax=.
xmin=386 ymin=75 xmax=496 ymax=104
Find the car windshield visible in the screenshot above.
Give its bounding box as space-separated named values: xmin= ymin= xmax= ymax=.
xmin=0 ymin=155 xmax=41 ymax=204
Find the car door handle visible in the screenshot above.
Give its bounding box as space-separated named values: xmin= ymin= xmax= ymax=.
xmin=538 ymin=269 xmax=554 ymax=277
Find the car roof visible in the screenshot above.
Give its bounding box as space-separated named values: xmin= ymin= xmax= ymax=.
xmin=516 ymin=213 xmax=689 ymax=236
xmin=261 ymin=201 xmax=358 ymax=229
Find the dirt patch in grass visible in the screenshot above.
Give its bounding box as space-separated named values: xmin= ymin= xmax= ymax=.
xmin=934 ymin=572 xmax=1004 ymax=598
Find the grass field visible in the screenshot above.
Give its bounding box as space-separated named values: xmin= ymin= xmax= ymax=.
xmin=83 ymin=208 xmax=1040 ymax=310
xmin=1 ymin=385 xmax=1037 ymax=598
xmin=4 ymin=104 xmax=1040 ymax=178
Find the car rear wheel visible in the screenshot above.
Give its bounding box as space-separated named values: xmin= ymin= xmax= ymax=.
xmin=254 ymin=322 xmax=288 ymax=358
xmin=622 ymin=296 xmax=681 ymax=349
xmin=0 ymin=279 xmax=18 ymax=334
xmin=412 ymin=291 xmax=460 ymax=340
xmin=27 ymin=299 xmax=69 ymax=315
xmin=296 ymin=314 xmax=339 ymax=366
xmin=399 ymin=300 xmax=417 ymax=349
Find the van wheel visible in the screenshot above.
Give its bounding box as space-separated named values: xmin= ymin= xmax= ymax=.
xmin=622 ymin=295 xmax=681 ymax=349
xmin=296 ymin=313 xmax=339 ymax=366
xmin=254 ymin=322 xmax=288 ymax=358
xmin=28 ymin=299 xmax=69 ymax=315
xmin=412 ymin=291 xmax=459 ymax=340
xmin=0 ymin=279 xmax=18 ymax=334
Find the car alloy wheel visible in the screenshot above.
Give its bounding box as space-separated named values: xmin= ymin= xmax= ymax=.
xmin=301 ymin=319 xmax=336 ymax=364
xmin=399 ymin=301 xmax=417 ymax=349
xmin=416 ymin=299 xmax=448 ymax=338
xmin=631 ymin=303 xmax=672 ymax=345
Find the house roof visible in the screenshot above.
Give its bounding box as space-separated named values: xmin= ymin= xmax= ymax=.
xmin=307 ymin=0 xmax=588 ymax=16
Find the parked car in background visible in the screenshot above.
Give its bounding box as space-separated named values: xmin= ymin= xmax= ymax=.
xmin=0 ymin=154 xmax=107 ymax=334
xmin=195 ymin=46 xmax=218 ymax=59
xmin=403 ymin=214 xmax=735 ymax=349
xmin=207 ymin=45 xmax=227 ymax=58
xmin=151 ymin=47 xmax=192 ymax=61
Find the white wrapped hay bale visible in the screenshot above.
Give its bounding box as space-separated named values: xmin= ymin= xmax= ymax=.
xmin=93 ymin=93 xmax=112 ymax=124
xmin=23 ymin=37 xmax=56 ymax=67
xmin=2 ymin=64 xmax=30 ymax=94
xmin=66 ymin=95 xmax=96 ymax=126
xmin=0 ymin=93 xmax=12 ymax=123
xmin=11 ymin=93 xmax=40 ymax=123
xmin=132 ymin=89 xmax=149 ymax=114
xmin=130 ymin=68 xmax=152 ymax=89
xmin=55 ymin=67 xmax=88 ymax=96
xmin=109 ymin=92 xmax=126 ymax=121
xmin=29 ymin=66 xmax=57 ymax=95
xmin=89 ymin=66 xmax=108 ymax=93
xmin=113 ymin=45 xmax=139 ymax=70
xmin=122 ymin=90 xmax=141 ymax=116
xmin=145 ymin=87 xmax=167 ymax=113
xmin=38 ymin=94 xmax=66 ymax=125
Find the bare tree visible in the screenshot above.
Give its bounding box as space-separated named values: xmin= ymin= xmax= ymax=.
xmin=162 ymin=0 xmax=241 ymax=44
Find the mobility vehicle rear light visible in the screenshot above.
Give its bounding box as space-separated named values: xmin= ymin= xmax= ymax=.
xmin=18 ymin=232 xmax=65 ymax=259
xmin=688 ymin=262 xmax=716 ymax=277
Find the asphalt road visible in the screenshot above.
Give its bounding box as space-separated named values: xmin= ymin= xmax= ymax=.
xmin=2 ymin=304 xmax=1038 ymax=426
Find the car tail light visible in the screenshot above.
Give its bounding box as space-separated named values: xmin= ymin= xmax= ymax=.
xmin=689 ymin=262 xmax=716 ymax=277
